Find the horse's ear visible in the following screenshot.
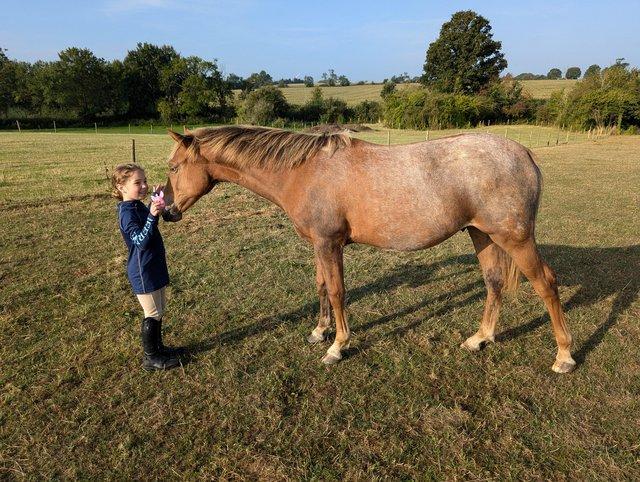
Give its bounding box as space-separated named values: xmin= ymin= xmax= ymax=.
xmin=168 ymin=130 xmax=184 ymax=143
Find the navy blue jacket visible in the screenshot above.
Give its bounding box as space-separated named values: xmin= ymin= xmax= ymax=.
xmin=117 ymin=200 xmax=169 ymax=294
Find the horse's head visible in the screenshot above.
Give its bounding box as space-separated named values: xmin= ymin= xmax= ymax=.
xmin=163 ymin=130 xmax=217 ymax=222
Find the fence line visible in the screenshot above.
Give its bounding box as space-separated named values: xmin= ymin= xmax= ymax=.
xmin=4 ymin=120 xmax=620 ymax=150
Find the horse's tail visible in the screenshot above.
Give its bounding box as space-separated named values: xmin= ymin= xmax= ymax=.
xmin=498 ymin=246 xmax=520 ymax=295
xmin=526 ymin=147 xmax=544 ymax=220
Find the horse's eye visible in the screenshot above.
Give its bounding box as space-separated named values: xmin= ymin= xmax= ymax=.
xmin=170 ymin=165 xmax=178 ymax=173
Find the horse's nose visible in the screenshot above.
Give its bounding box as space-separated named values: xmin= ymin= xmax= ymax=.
xmin=162 ymin=205 xmax=183 ymax=222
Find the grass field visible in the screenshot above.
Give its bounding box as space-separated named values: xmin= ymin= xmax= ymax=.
xmin=520 ymin=79 xmax=578 ymax=99
xmin=230 ymin=79 xmax=578 ymax=105
xmin=1 ymin=127 xmax=639 ymax=478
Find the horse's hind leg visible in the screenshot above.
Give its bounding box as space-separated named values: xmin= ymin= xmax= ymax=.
xmin=307 ymin=254 xmax=332 ymax=344
xmin=493 ymin=235 xmax=576 ymax=373
xmin=461 ymin=227 xmax=506 ymax=351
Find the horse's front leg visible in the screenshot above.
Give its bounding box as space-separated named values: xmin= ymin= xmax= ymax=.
xmin=307 ymin=253 xmax=332 ymax=344
xmin=314 ymin=240 xmax=350 ymax=365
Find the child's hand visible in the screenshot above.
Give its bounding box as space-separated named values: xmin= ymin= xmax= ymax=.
xmin=150 ymin=199 xmax=165 ymax=216
xmin=150 ymin=185 xmax=166 ymax=216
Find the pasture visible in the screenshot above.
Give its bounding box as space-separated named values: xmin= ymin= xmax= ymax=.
xmin=1 ymin=127 xmax=639 ymax=478
xmin=231 ymin=79 xmax=578 ymax=105
xmin=520 ymin=79 xmax=578 ymax=99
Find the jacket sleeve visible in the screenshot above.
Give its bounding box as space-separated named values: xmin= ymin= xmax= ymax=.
xmin=119 ymin=205 xmax=158 ymax=251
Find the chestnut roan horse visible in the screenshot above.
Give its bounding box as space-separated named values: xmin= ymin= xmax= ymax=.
xmin=163 ymin=126 xmax=575 ymax=373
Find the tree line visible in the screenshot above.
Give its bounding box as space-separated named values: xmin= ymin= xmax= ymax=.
xmin=1 ymin=11 xmax=638 ymax=131
xmin=0 ymin=43 xmax=362 ymax=126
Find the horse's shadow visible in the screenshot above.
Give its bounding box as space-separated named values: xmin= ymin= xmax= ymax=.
xmin=186 ymin=244 xmax=639 ymax=366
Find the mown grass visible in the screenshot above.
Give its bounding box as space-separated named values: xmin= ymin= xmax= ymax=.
xmin=1 ymin=128 xmax=639 ymax=479
xmin=520 ymin=79 xmax=578 ymax=99
xmin=235 ymin=79 xmax=577 ymax=106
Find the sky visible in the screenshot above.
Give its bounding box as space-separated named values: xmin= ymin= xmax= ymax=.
xmin=2 ymin=0 xmax=638 ymax=81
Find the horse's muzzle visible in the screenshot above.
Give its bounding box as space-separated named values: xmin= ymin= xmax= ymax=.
xmin=162 ymin=205 xmax=183 ymax=222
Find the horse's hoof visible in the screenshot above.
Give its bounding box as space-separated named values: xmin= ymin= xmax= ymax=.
xmin=321 ymin=352 xmax=342 ymax=365
xmin=552 ymin=358 xmax=576 ymax=374
xmin=461 ymin=334 xmax=492 ymax=352
xmin=460 ymin=339 xmax=481 ymax=352
xmin=307 ymin=331 xmax=326 ymax=344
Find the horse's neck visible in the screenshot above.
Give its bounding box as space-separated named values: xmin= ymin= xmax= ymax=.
xmin=209 ymin=162 xmax=288 ymax=208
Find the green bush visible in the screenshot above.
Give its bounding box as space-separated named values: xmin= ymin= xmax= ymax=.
xmin=382 ymin=77 xmax=536 ymax=129
xmin=546 ymin=63 xmax=640 ymax=129
xmin=352 ymin=100 xmax=382 ymax=123
xmin=238 ymin=85 xmax=289 ymax=125
xmin=320 ymin=97 xmax=349 ymax=123
xmin=383 ymin=87 xmax=498 ymax=129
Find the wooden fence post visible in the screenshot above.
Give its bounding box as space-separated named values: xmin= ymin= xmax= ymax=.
xmin=53 ymin=121 xmax=57 ymax=133
xmin=387 ymin=130 xmax=390 ymax=146
xmin=16 ymin=120 xmax=21 ymax=132
xmin=132 ymin=139 xmax=136 ymax=163
xmin=94 ymin=122 xmax=98 ymax=134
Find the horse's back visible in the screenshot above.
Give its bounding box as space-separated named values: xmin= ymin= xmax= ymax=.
xmin=292 ymin=134 xmax=541 ymax=250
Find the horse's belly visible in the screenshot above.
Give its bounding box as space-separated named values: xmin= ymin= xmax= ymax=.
xmin=349 ymin=213 xmax=464 ymax=251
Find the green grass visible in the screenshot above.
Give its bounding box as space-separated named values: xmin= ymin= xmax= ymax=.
xmin=1 ymin=127 xmax=639 ymax=478
xmin=521 ymin=79 xmax=578 ymax=99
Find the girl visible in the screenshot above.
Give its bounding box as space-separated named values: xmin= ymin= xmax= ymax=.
xmin=112 ymin=163 xmax=183 ymax=371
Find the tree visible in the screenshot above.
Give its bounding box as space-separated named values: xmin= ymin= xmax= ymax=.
xmin=584 ymin=64 xmax=601 ymax=78
xmin=123 ymin=43 xmax=178 ymax=118
xmin=515 ymin=73 xmax=546 ymax=80
xmin=547 ymin=68 xmax=562 ymax=80
xmin=304 ymin=75 xmax=314 ymax=87
xmin=391 ymin=72 xmax=411 ymax=83
xmin=422 ymin=10 xmax=507 ymax=94
xmin=52 ymin=48 xmax=114 ymax=120
xmin=338 ymin=75 xmax=350 ymax=86
xmin=320 ymin=69 xmax=338 ymax=86
xmin=0 ymin=47 xmax=17 ymax=116
xmin=549 ymin=61 xmax=640 ymax=129
xmin=239 ymin=85 xmax=289 ymax=125
xmin=381 ymin=80 xmax=396 ymax=99
xmin=158 ymin=56 xmax=231 ymax=122
xmin=565 ymin=67 xmax=581 ymax=79
xmin=245 ymin=70 xmax=273 ymax=90
xmin=226 ymin=73 xmax=245 ymax=90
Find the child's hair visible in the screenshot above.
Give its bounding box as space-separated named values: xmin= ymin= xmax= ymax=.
xmin=111 ymin=163 xmax=145 ymax=200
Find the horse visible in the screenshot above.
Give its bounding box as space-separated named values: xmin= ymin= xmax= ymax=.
xmin=161 ymin=125 xmax=575 ymax=373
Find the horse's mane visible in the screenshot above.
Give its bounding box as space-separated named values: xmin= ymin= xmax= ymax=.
xmin=185 ymin=125 xmax=352 ymax=171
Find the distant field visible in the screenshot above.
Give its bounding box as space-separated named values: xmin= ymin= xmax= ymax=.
xmin=231 ymin=79 xmax=578 ymax=106
xmin=1 ymin=127 xmax=638 ymax=478
xmin=520 ymin=79 xmax=578 ymax=99
xmin=233 ymin=83 xmax=418 ymax=106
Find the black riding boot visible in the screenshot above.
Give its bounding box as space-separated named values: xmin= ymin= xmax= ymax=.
xmin=154 ymin=318 xmax=186 ymax=357
xmin=141 ymin=317 xmax=180 ymax=371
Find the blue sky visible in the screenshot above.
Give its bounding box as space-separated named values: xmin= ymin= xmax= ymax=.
xmin=2 ymin=0 xmax=638 ymax=81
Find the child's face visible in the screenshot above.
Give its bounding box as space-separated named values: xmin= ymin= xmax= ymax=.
xmin=118 ymin=170 xmax=148 ymax=201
